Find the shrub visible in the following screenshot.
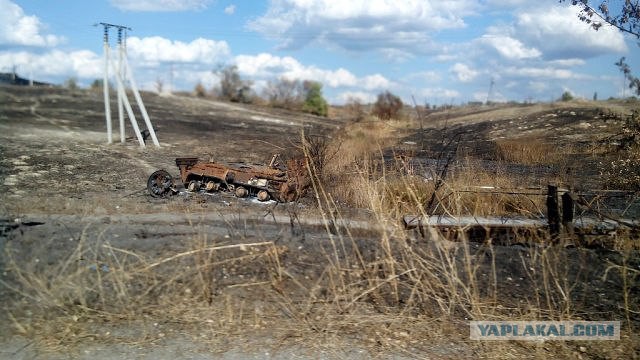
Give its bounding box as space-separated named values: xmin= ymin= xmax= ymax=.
xmin=344 ymin=97 xmax=365 ymax=122
xmin=560 ymin=91 xmax=574 ymax=102
xmin=194 ymin=82 xmax=207 ymax=98
xmin=64 ymin=77 xmax=78 ymax=91
xmin=90 ymin=79 xmax=101 ymax=91
xmin=264 ymin=78 xmax=303 ymax=110
xmin=301 ymin=81 xmax=328 ymax=117
xmin=218 ymin=65 xmax=253 ymax=103
xmin=372 ymin=91 xmax=403 ymax=120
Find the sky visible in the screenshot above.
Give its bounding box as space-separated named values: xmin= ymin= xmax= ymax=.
xmin=1 ymin=0 xmax=639 ymax=105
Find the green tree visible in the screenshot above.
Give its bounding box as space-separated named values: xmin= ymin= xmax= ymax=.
xmin=301 ymin=81 xmax=328 ymax=117
xmin=560 ymin=91 xmax=574 ymax=101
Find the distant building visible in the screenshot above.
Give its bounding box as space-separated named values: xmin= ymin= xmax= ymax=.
xmin=0 ymin=71 xmax=52 ymax=86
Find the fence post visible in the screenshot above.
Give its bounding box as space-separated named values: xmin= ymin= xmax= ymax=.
xmin=561 ymin=191 xmax=575 ymax=236
xmin=547 ymin=184 xmax=560 ymax=242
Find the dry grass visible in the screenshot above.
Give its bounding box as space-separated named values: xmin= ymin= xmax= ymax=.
xmin=1 ymin=220 xmax=287 ymax=350
xmin=300 ymin=144 xmax=638 ymax=357
xmin=494 ymin=136 xmax=569 ymax=165
xmin=296 ymin=127 xmax=639 ymax=357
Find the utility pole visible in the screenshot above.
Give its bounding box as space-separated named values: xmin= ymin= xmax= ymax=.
xmin=117 ymin=27 xmax=126 ymax=143
xmin=96 ymin=22 xmax=159 ymax=148
xmin=101 ymin=24 xmax=112 ymax=144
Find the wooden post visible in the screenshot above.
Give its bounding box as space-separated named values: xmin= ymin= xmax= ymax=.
xmin=547 ymin=185 xmax=560 ymax=241
xmin=562 ymin=191 xmax=575 ymax=236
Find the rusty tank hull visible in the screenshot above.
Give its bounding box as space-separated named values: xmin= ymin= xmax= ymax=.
xmin=147 ymin=156 xmax=308 ymax=202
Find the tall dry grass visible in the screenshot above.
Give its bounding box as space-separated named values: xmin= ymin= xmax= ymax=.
xmin=493 ymin=136 xmax=567 ymax=165
xmin=295 ymin=127 xmax=639 ymax=356
xmin=1 ymin=218 xmax=287 ymax=350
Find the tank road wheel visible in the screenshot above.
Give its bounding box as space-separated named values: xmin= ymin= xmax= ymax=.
xmin=187 ymin=180 xmax=200 ymax=192
xmin=147 ymin=170 xmax=174 ymax=198
xmin=235 ymin=186 xmax=248 ymax=198
xmin=205 ymin=181 xmax=219 ymax=192
xmin=257 ymin=190 xmax=270 ymax=202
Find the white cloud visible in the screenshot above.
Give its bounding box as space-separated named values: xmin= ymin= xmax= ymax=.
xmin=477 ymin=90 xmax=507 ymax=103
xmin=0 ymin=0 xmax=62 ymax=47
xmin=528 ymin=81 xmax=548 ymax=93
xmin=378 ymin=48 xmax=416 ymax=62
xmin=479 ymin=35 xmax=540 ymax=60
xmin=235 ymin=53 xmax=304 ymax=78
xmin=248 ymin=0 xmax=478 ymax=54
xmin=0 ymin=50 xmax=102 ymax=79
xmin=514 ymin=5 xmax=627 ymax=59
xmin=502 ymin=66 xmax=588 ymax=80
xmin=419 ymin=87 xmax=460 ymax=99
xmin=362 ymin=74 xmax=391 ymax=90
xmin=450 ymin=63 xmax=479 ymax=82
xmin=0 ymin=36 xmax=229 ymax=89
xmin=407 ymin=71 xmax=441 ymax=83
xmin=234 ymin=52 xmax=392 ymax=90
xmin=484 ymin=0 xmax=529 ymax=8
xmin=433 ymin=53 xmax=459 ymax=62
xmin=179 ymin=69 xmax=221 ymax=89
xmin=224 ymin=4 xmax=236 ymax=15
xmin=110 ymin=0 xmax=212 ymax=11
xmin=336 ymin=91 xmax=377 ymax=104
xmin=126 ymin=36 xmax=230 ymax=66
xmin=547 ymin=58 xmax=586 ymax=67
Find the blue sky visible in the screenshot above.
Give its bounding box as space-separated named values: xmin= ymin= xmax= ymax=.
xmin=1 ymin=0 xmax=639 ymax=105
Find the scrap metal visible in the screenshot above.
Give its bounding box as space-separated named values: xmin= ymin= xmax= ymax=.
xmin=147 ymin=154 xmax=309 ymax=202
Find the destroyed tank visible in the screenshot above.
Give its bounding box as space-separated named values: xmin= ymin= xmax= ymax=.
xmin=147 ymin=155 xmax=309 ymax=202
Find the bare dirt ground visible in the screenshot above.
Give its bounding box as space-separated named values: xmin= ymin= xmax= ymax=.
xmin=1 ymin=86 xmax=639 ymax=359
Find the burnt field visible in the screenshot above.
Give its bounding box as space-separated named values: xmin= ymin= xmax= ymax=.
xmin=0 ymin=85 xmax=639 ymax=359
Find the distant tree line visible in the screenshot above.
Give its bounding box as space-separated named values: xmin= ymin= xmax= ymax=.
xmin=198 ymin=65 xmax=329 ymax=117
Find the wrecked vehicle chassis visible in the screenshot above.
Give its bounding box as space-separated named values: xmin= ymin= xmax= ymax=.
xmin=147 ymin=157 xmax=308 ymax=202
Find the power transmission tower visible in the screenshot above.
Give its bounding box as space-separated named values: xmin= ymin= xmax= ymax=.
xmin=96 ymin=22 xmax=159 ymax=147
xmin=486 ymin=77 xmax=495 ymax=105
